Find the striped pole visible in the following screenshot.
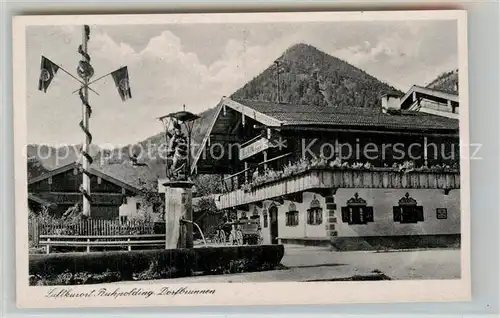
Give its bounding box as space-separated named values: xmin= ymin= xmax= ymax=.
xmin=77 ymin=25 xmax=94 ymax=218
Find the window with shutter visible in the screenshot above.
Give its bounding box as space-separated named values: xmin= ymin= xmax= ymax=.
xmin=341 ymin=207 xmax=350 ymax=223
xmin=286 ymin=203 xmax=299 ymax=226
xmin=315 ymin=209 xmax=322 ymax=224
xmin=307 ymin=195 xmax=323 ymax=225
xmin=393 ymin=193 xmax=424 ymax=223
xmin=365 ymin=206 xmax=374 ymax=222
xmin=416 ymin=206 xmax=424 ymax=222
xmin=341 ymin=193 xmax=374 ymax=225
xmin=393 ymin=206 xmax=402 ymax=222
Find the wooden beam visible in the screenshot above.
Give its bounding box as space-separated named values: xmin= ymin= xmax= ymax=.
xmin=223 ymin=98 xmax=283 ymax=127
xmin=271 ymin=197 xmax=284 ymax=205
xmin=258 ymin=152 xmax=292 ymax=167
xmin=282 ymin=192 xmax=303 ymax=203
xmin=230 ymin=117 xmax=242 ymax=134
xmin=309 ymin=188 xmax=337 ymax=197
xmin=238 ymin=204 xmax=250 ymax=211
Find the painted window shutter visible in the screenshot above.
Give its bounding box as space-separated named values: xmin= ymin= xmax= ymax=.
xmin=341 ymin=207 xmax=350 ymax=223
xmin=316 ymin=209 xmax=323 ymax=224
xmin=416 ymin=206 xmax=424 ymax=222
xmin=393 ymin=206 xmax=402 ymax=222
xmin=365 ymin=206 xmax=374 ymax=222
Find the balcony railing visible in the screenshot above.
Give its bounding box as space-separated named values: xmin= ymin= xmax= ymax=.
xmin=217 ymin=165 xmax=460 ymax=210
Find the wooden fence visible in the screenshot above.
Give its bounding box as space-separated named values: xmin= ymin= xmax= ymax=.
xmin=29 ymin=219 xmax=156 ymax=247
xmin=39 ymin=234 xmax=165 ymax=254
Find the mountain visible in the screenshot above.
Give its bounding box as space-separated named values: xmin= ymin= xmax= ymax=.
xmin=426 ymin=69 xmax=458 ymax=94
xmin=232 ymin=43 xmax=402 ymax=108
xmin=98 ymin=106 xmax=219 ymax=168
xmin=27 ymin=144 xmax=102 ymax=170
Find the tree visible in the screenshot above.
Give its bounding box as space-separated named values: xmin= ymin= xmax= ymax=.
xmin=136 ymin=178 xmax=163 ymax=221
xmin=193 ymin=174 xmax=222 ymax=197
xmin=194 ymin=196 xmax=218 ymax=215
xmin=27 ymin=157 xmax=48 ymax=179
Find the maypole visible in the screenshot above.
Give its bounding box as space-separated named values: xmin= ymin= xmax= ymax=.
xmin=38 ymin=24 xmax=133 ymax=219
xmin=77 ymin=25 xmax=94 ymax=217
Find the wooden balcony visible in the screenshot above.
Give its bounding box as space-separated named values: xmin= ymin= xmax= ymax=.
xmin=217 ymin=167 xmax=460 ymax=209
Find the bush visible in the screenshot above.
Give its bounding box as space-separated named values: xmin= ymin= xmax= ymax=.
xmin=29 ymin=245 xmax=285 ymax=285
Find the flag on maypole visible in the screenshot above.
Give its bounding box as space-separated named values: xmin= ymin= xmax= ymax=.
xmin=111 ymin=66 xmax=132 ymax=101
xmin=37 ymin=24 xmax=133 ymax=219
xmin=38 ymin=56 xmax=60 ymax=92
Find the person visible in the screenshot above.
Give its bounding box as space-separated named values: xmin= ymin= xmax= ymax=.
xmin=166 ymin=120 xmax=188 ymax=180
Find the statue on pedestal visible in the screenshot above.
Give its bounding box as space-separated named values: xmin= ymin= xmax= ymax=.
xmin=166 ymin=120 xmax=188 ymax=181
xmin=159 ymin=107 xmax=200 ymax=183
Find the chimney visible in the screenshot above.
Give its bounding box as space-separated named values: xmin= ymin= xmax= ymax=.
xmin=381 ymin=93 xmax=401 ymax=113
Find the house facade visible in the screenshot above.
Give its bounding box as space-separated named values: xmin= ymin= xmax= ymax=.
xmin=192 ymin=87 xmax=461 ymax=250
xmin=28 ymin=162 xmax=157 ymax=221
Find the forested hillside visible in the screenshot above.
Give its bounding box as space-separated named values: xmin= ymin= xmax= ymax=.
xmin=426 ymin=69 xmax=459 ymax=94
xmin=232 ymin=43 xmax=402 ymax=108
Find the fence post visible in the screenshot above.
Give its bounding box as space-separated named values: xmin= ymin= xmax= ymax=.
xmin=34 ymin=220 xmax=39 ymax=247
xmin=128 ymin=238 xmax=131 ymax=251
xmin=46 ymin=238 xmax=50 ymax=254
xmin=87 ymin=238 xmax=90 ymax=253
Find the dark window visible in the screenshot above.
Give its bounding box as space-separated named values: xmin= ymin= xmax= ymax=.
xmin=393 ymin=193 xmax=424 ymax=223
xmin=286 ymin=211 xmax=299 ymax=226
xmin=341 ymin=193 xmax=374 ymax=225
xmin=286 ymin=202 xmax=299 ymax=226
xmin=120 ymin=215 xmax=128 ymax=223
xmin=436 ymin=208 xmax=447 ymax=219
xmin=307 ymin=196 xmax=323 ymax=225
xmin=263 ymin=212 xmax=268 ymax=228
xmin=136 ymin=202 xmax=141 ymax=211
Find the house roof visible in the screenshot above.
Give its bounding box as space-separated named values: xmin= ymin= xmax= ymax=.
xmin=399 ymin=85 xmax=459 ymax=110
xmin=233 ymin=99 xmax=459 ymax=131
xmin=28 ymin=161 xmax=156 ymax=194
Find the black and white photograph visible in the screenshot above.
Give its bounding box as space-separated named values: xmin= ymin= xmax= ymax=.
xmin=13 ymin=11 xmax=470 ymax=308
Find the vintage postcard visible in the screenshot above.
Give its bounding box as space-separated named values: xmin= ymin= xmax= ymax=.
xmin=13 ymin=10 xmax=471 ymax=308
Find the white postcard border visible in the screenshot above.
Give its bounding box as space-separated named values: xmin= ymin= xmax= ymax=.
xmin=13 ymin=10 xmax=471 ymax=308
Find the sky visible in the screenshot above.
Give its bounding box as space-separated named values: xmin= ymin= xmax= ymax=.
xmin=26 ymin=20 xmax=458 ymax=146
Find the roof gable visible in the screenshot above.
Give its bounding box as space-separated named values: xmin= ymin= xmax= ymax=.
xmin=28 ymin=162 xmax=144 ymax=194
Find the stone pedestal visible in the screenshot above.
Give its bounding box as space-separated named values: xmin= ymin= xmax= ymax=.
xmin=163 ymin=180 xmax=194 ymax=249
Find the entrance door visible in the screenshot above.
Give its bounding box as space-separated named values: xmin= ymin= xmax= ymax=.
xmin=269 ymin=206 xmax=279 ymax=244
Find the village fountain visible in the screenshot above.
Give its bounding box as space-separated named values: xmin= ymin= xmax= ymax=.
xmin=158 ymin=107 xmax=201 ymax=248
